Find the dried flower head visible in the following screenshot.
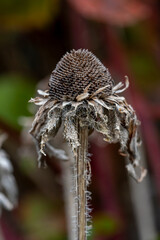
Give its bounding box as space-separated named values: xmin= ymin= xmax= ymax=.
xmin=29 ymin=49 xmax=146 ymax=181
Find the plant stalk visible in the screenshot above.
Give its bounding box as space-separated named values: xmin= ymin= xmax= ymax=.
xmin=75 ymin=121 xmax=88 ymax=240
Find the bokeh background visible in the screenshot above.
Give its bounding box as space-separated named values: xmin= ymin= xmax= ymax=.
xmin=0 ymin=0 xmax=160 ymax=239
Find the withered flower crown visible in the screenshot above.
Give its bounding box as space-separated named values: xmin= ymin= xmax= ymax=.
xmin=29 ymin=49 xmax=146 ymax=182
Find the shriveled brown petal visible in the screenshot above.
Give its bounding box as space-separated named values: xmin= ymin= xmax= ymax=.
xmin=39 ymin=105 xmax=62 ymax=155
xmin=63 ymin=116 xmax=80 ymax=154
xmin=29 ymin=99 xmax=62 ymax=166
xmin=30 ymin=99 xmax=56 ymax=140
xmin=91 ymin=95 xmax=146 ymax=182
xmin=126 ymin=164 xmax=147 ymax=183
xmin=29 ymin=97 xmax=48 ymax=105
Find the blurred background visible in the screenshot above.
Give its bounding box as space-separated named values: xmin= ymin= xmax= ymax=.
xmin=0 ymin=0 xmax=160 ymax=239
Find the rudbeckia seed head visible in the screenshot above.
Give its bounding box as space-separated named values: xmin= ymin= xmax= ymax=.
xmin=49 ymin=49 xmax=114 ymax=101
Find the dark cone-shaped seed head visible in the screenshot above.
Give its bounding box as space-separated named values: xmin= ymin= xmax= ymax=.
xmin=49 ymin=49 xmax=114 ymax=101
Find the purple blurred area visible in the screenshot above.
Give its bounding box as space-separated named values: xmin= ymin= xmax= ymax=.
xmin=0 ymin=0 xmax=160 ymax=239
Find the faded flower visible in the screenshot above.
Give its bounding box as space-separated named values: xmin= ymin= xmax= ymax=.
xmin=29 ymin=49 xmax=146 ymax=182
xmin=0 ymin=134 xmax=18 ymax=216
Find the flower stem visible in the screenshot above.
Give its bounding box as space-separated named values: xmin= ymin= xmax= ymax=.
xmin=75 ymin=121 xmax=88 ymax=240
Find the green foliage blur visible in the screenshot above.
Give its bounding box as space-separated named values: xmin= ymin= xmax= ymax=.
xmin=0 ymin=75 xmax=35 ymax=129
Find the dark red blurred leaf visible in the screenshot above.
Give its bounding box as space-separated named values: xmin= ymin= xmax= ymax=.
xmin=0 ymin=217 xmax=24 ymax=240
xmin=68 ymin=0 xmax=150 ymax=26
xmin=103 ymin=25 xmax=160 ymax=199
xmin=149 ymin=104 xmax=160 ymax=119
xmin=91 ymin=141 xmax=121 ymax=216
xmin=131 ymin=92 xmax=160 ymax=199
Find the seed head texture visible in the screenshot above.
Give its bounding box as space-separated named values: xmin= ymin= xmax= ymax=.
xmin=49 ymin=49 xmax=114 ymax=101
